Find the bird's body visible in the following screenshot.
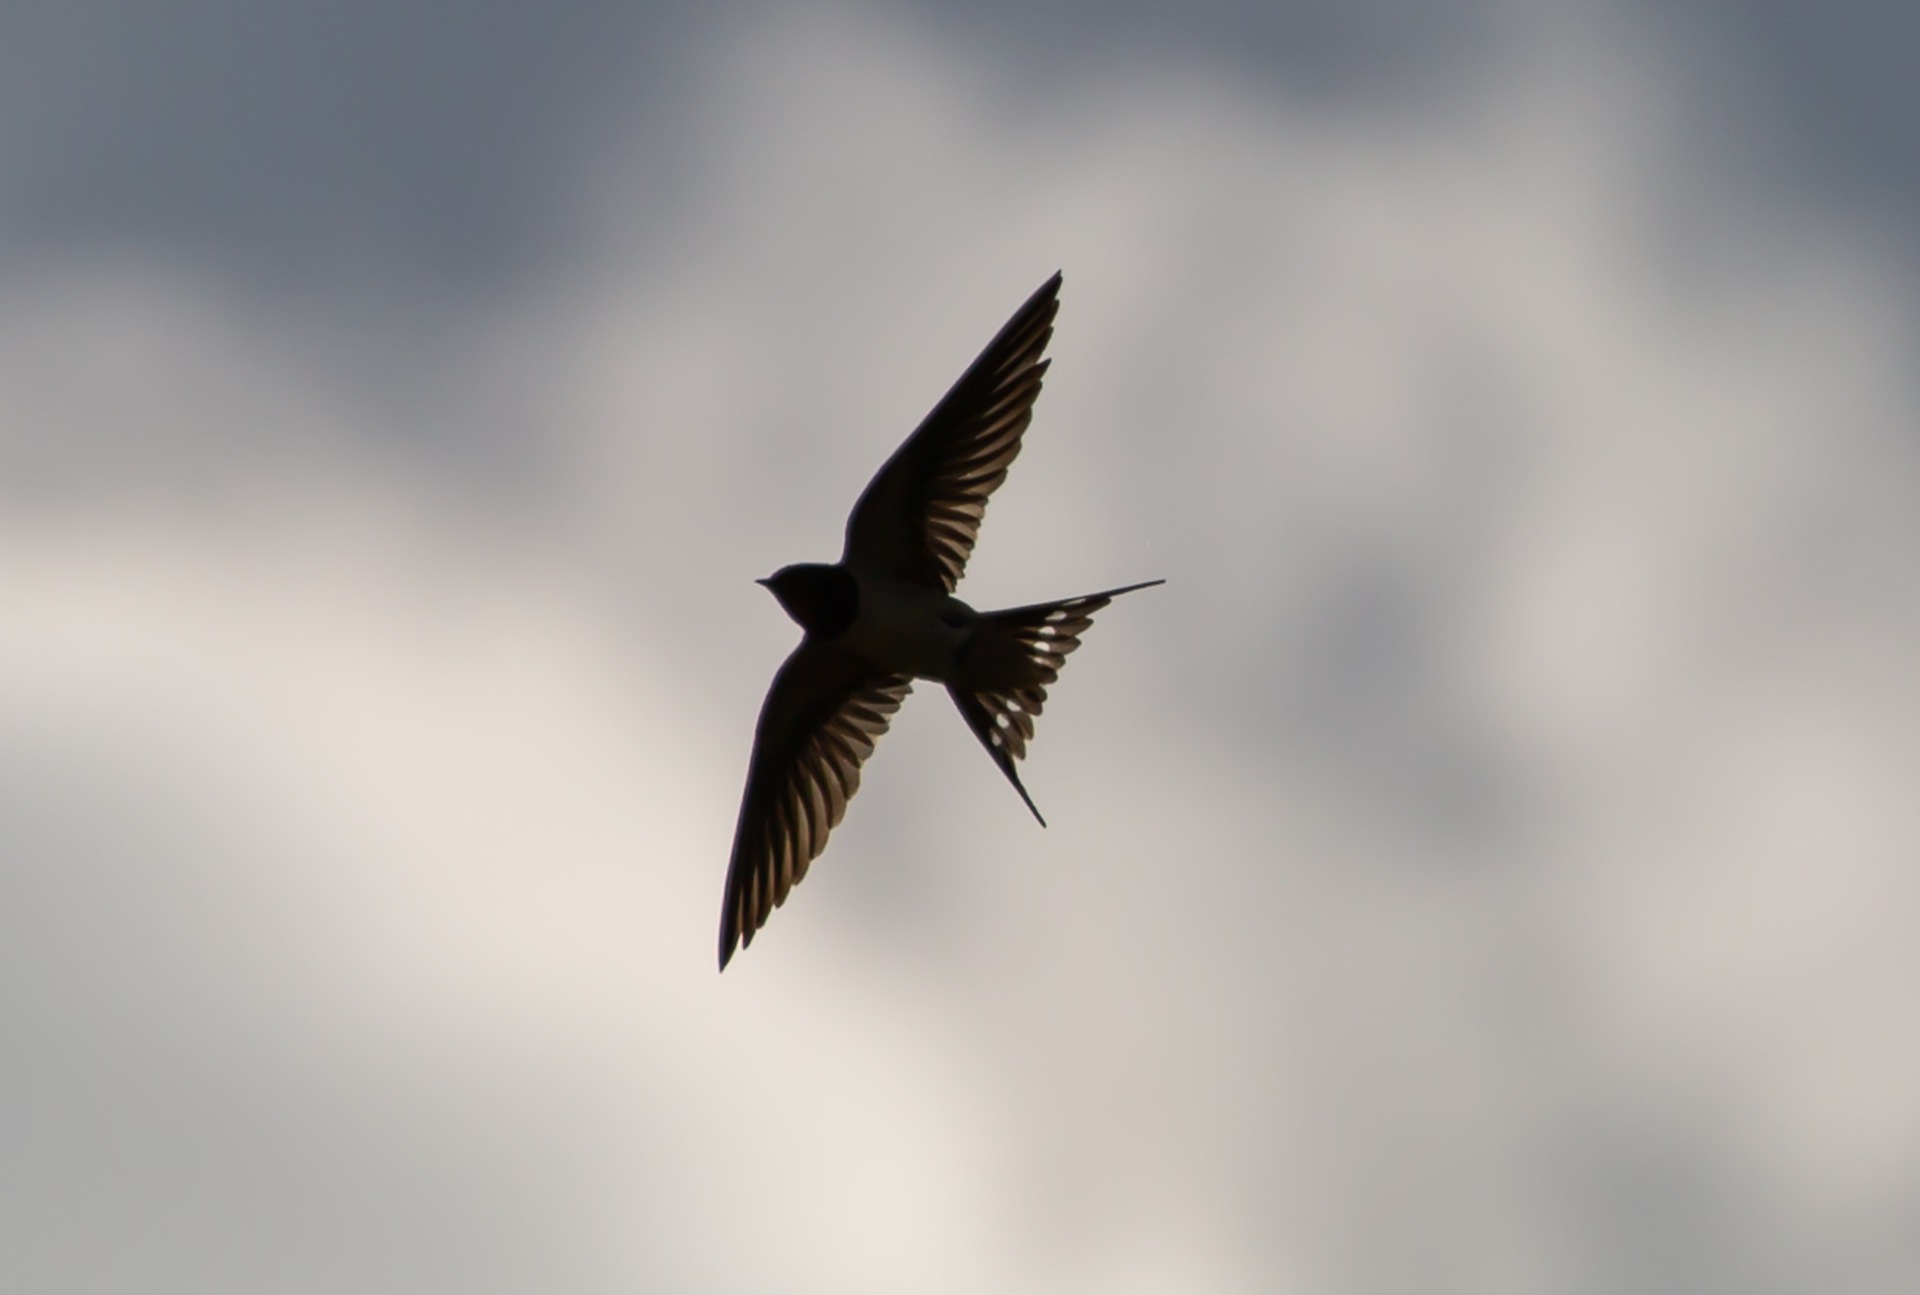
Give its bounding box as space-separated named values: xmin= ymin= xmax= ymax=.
xmin=719 ymin=272 xmax=1161 ymax=969
xmin=834 ymin=570 xmax=974 ymax=684
xmin=754 ymin=563 xmax=976 ymax=682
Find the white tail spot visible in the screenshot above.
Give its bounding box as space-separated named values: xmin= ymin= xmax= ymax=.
xmin=1037 ymin=625 xmax=1058 ymax=638
xmin=989 ymin=730 xmax=1003 ymax=746
xmin=1045 ymin=610 xmax=1069 ymax=623
xmin=995 ymin=712 xmax=1012 ymax=729
xmin=1005 ymin=698 xmax=1023 ymax=713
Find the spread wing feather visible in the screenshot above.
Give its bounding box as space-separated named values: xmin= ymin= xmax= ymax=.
xmin=718 ymin=639 xmax=912 ymax=969
xmin=842 ymin=272 xmax=1062 ymax=591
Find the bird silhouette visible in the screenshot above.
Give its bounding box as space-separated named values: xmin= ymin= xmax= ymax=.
xmin=719 ymin=272 xmax=1162 ymax=969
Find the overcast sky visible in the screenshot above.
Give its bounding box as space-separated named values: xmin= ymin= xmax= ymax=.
xmin=4 ymin=3 xmax=1920 ymax=1292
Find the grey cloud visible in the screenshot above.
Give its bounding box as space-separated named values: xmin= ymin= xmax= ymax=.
xmin=0 ymin=1 xmax=703 ymax=298
xmin=1646 ymin=1 xmax=1920 ymax=258
xmin=6 ymin=1 xmax=1918 ymax=314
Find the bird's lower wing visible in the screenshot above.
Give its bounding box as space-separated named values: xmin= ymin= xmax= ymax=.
xmin=719 ymin=640 xmax=913 ymax=969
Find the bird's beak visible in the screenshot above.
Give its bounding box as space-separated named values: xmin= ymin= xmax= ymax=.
xmin=754 ymin=577 xmax=772 ymax=588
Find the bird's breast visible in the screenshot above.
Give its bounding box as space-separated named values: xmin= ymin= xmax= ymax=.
xmin=839 ymin=576 xmax=974 ymax=682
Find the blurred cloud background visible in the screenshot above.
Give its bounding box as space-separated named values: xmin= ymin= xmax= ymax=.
xmin=4 ymin=1 xmax=1919 ymax=1291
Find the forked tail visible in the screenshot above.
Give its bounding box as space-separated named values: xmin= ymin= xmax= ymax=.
xmin=947 ymin=579 xmax=1164 ymax=825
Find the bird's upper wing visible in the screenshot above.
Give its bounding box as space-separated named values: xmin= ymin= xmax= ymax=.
xmin=718 ymin=638 xmax=913 ymax=969
xmin=841 ymin=272 xmax=1061 ymax=592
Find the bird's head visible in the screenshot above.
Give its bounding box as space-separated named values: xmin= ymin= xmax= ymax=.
xmin=757 ymin=563 xmax=859 ymax=637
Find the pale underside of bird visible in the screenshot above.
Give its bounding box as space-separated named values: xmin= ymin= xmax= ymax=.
xmin=718 ymin=272 xmax=1161 ymax=969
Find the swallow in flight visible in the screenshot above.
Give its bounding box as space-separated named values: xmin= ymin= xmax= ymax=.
xmin=718 ymin=272 xmax=1162 ymax=969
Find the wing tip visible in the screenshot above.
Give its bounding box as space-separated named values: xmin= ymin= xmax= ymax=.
xmin=1024 ymin=271 xmax=1064 ymax=316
